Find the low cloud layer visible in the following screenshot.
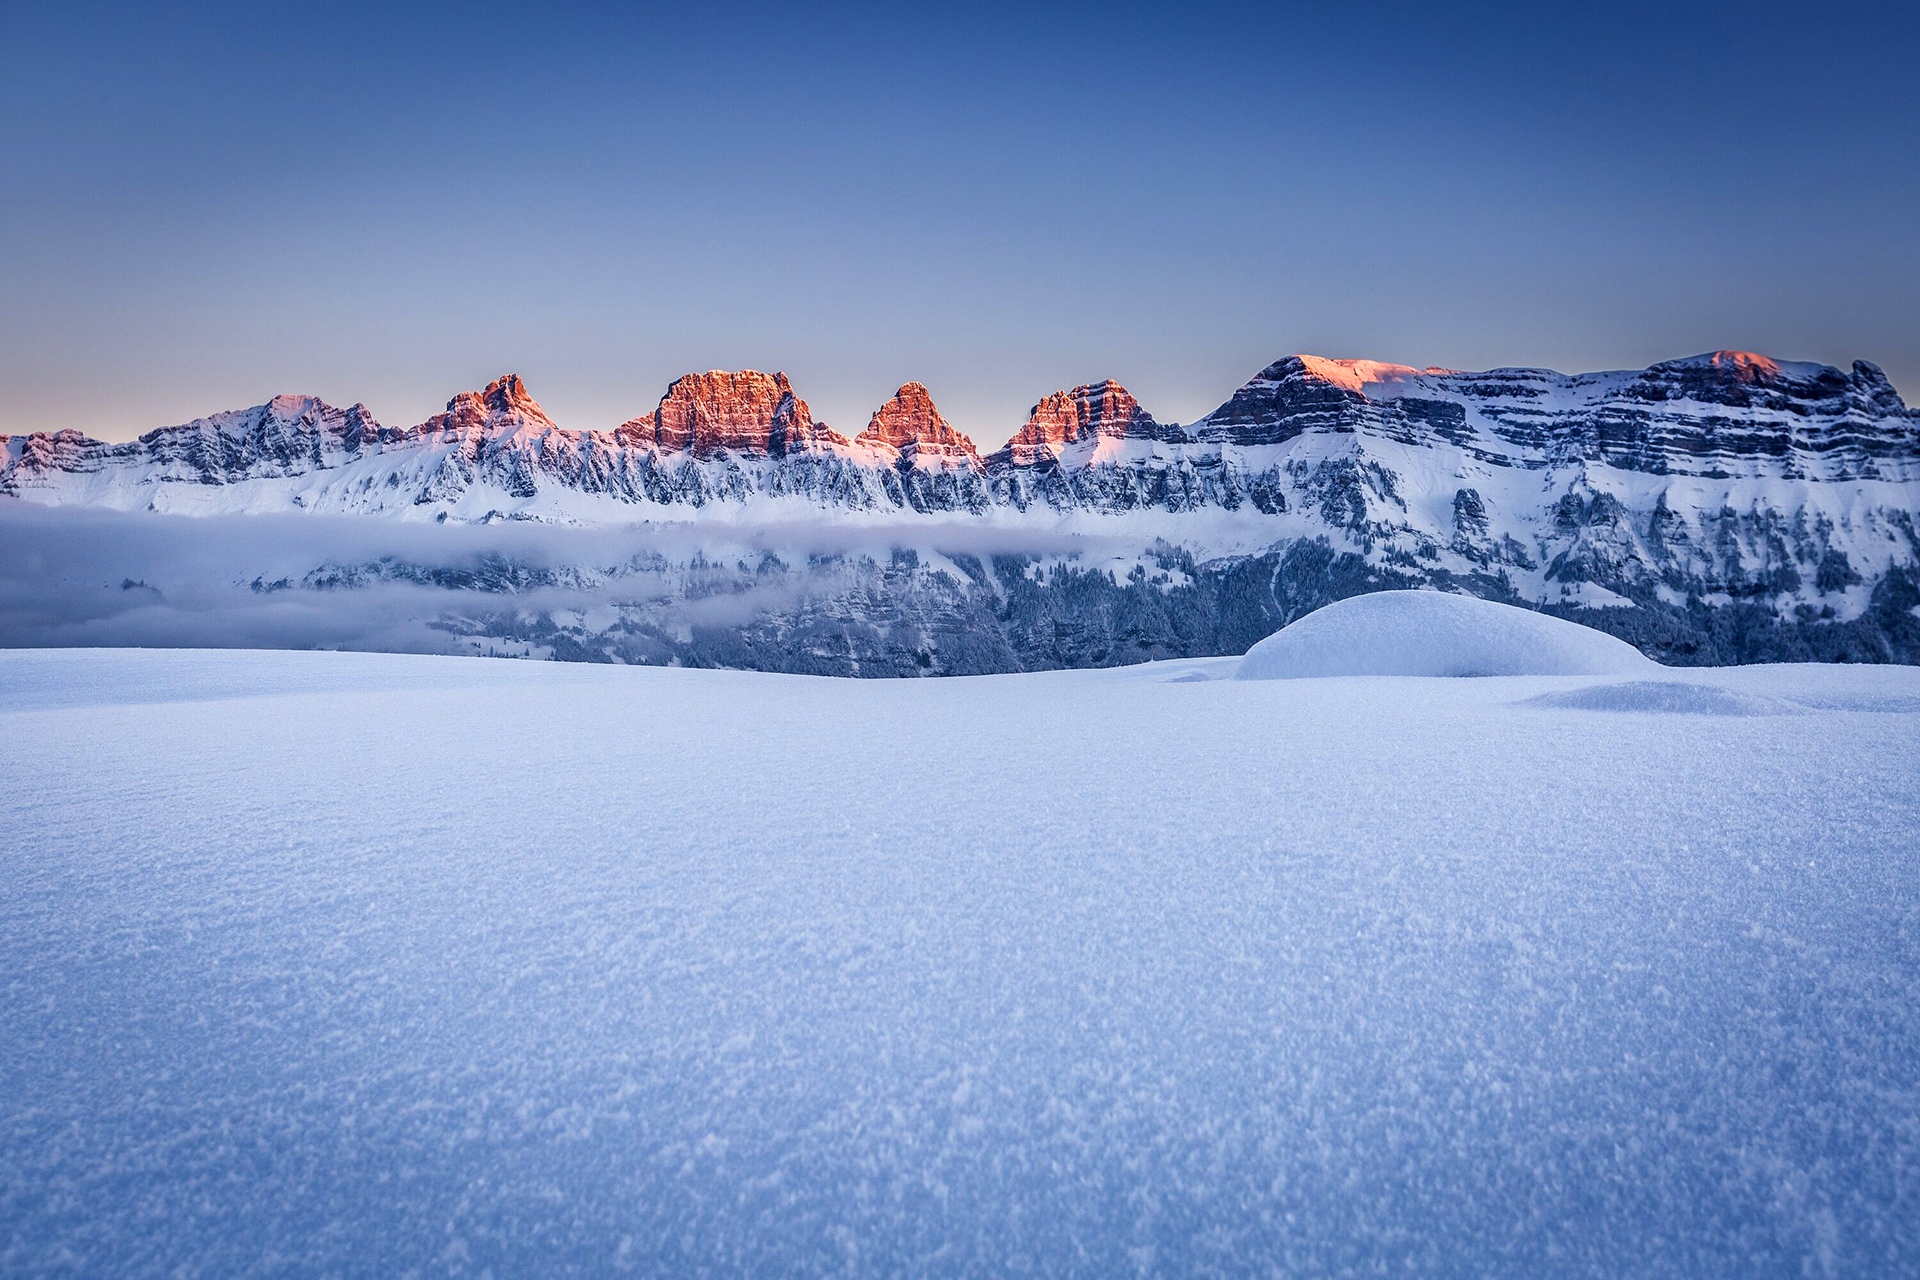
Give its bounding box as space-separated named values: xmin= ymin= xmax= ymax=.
xmin=0 ymin=505 xmax=1165 ymax=655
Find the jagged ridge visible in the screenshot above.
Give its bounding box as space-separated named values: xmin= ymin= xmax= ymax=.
xmin=5 ymin=352 xmax=1918 ymax=648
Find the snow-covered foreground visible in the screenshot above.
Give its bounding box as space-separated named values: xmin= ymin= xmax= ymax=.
xmin=4 ymin=649 xmax=1919 ymax=1277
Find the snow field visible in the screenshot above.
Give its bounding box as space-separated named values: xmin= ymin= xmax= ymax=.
xmin=3 ymin=648 xmax=1918 ymax=1276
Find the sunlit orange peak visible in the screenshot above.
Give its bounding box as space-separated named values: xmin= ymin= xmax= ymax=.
xmin=1703 ymin=351 xmax=1782 ymax=379
xmin=1295 ymin=355 xmax=1447 ymax=393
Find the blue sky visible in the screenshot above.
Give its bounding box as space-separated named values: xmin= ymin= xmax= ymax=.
xmin=3 ymin=1 xmax=1916 ymax=446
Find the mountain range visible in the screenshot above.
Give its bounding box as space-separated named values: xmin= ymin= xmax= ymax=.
xmin=5 ymin=351 xmax=1918 ymax=672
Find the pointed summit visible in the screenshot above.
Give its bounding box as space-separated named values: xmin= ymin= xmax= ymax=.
xmin=856 ymin=383 xmax=980 ymax=469
xmin=423 ymin=373 xmax=557 ymax=437
xmin=992 ymin=380 xmax=1167 ymax=467
xmin=261 ymin=393 xmax=332 ymax=421
xmin=480 ymin=373 xmax=540 ymax=414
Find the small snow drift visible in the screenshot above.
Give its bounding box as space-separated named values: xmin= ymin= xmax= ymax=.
xmin=1235 ymin=590 xmax=1655 ymax=680
xmin=1520 ymin=681 xmax=1804 ymax=716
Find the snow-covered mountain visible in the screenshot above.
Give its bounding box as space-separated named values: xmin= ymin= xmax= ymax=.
xmin=6 ymin=351 xmax=1919 ymax=669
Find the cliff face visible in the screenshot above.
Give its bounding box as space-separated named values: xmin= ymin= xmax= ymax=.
xmin=857 ymin=383 xmax=981 ymax=467
xmin=1178 ymin=352 xmax=1918 ymax=479
xmin=988 ymin=380 xmax=1171 ymax=467
xmin=6 ymin=351 xmax=1919 ymax=671
xmin=618 ymin=370 xmax=849 ymax=458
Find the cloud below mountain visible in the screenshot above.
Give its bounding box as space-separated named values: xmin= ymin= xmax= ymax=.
xmin=0 ymin=505 xmax=1127 ymax=655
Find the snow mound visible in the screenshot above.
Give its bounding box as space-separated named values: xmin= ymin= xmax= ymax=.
xmin=1521 ymin=681 xmax=1804 ymax=716
xmin=1235 ymin=590 xmax=1654 ymax=680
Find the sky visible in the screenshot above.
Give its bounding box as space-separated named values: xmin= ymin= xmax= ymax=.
xmin=3 ymin=0 xmax=1917 ymax=449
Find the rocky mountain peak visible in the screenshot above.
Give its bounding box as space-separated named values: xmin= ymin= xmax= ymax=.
xmin=1700 ymin=351 xmax=1783 ymax=380
xmin=1851 ymin=360 xmax=1911 ymax=415
xmin=993 ymin=380 xmax=1165 ymax=466
xmin=263 ymin=393 xmax=328 ymax=420
xmin=621 ymin=370 xmax=847 ymax=457
xmin=1244 ymin=355 xmax=1461 ymax=398
xmin=481 ymin=373 xmax=539 ymax=414
xmin=425 ymin=374 xmax=556 ymax=438
xmin=1186 ymin=356 xmax=1443 ymax=446
xmin=1288 ymin=356 xmax=1442 ymax=394
xmin=1646 ymin=351 xmax=1806 ymax=387
xmin=856 ymin=383 xmax=980 ymax=466
xmin=1635 ymin=352 xmax=1853 ymax=411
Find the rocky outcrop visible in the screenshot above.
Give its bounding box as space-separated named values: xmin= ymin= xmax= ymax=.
xmin=988 ymin=380 xmax=1171 ymax=467
xmin=1183 ymin=357 xmax=1395 ymax=447
xmin=984 ymin=380 xmax=1221 ymax=512
xmin=406 ymin=375 xmax=570 ymax=502
xmin=616 ymin=370 xmax=848 ymax=458
xmin=419 ymin=374 xmax=552 ymax=439
xmin=856 ymin=383 xmax=980 ymax=468
xmin=853 ymin=383 xmax=992 ymax=513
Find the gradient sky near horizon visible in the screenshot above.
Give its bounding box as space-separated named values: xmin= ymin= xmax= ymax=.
xmin=4 ymin=1 xmax=1917 ymax=449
